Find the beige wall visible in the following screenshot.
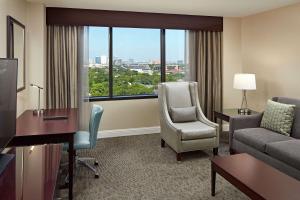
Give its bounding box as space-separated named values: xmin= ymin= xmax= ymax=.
xmin=223 ymin=18 xmax=243 ymax=109
xmin=241 ymin=3 xmax=300 ymax=111
xmin=26 ymin=3 xmax=46 ymax=110
xmin=93 ymin=99 xmax=159 ymax=130
xmin=0 ymin=0 xmax=29 ymax=116
xmin=0 ymin=1 xmax=46 ymax=116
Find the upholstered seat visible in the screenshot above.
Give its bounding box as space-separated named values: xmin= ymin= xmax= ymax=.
xmin=234 ymin=128 xmax=294 ymax=152
xmin=158 ymin=82 xmax=219 ymax=161
xmin=265 ymin=140 xmax=300 ymax=171
xmin=173 ymin=121 xmax=216 ymax=140
xmin=63 ymin=131 xmax=91 ymax=150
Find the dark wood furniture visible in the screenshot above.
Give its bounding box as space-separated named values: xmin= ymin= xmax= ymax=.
xmin=211 ymin=153 xmax=300 ymax=200
xmin=214 ymin=108 xmax=258 ymax=123
xmin=0 ymin=145 xmax=61 ymax=200
xmin=8 ymin=109 xmax=78 ymax=200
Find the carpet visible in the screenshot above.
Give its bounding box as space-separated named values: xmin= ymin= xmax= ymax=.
xmin=59 ymin=133 xmax=249 ymax=200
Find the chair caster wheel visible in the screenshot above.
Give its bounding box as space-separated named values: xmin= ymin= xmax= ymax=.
xmin=95 ymin=174 xmax=99 ymax=179
xmin=94 ymin=161 xmax=99 ymax=166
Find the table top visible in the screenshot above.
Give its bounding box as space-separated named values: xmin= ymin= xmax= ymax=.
xmin=0 ymin=144 xmax=61 ymax=200
xmin=216 ymin=108 xmax=259 ymax=117
xmin=16 ymin=109 xmax=78 ymax=137
xmin=211 ymin=153 xmax=300 ymax=200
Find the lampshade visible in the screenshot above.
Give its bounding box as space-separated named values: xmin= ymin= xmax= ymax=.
xmin=233 ymin=73 xmax=256 ymax=90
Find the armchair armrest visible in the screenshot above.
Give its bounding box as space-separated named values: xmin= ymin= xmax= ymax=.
xmin=229 ymin=113 xmax=263 ymax=147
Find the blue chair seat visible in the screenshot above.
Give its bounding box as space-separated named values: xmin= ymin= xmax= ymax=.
xmin=63 ymin=131 xmax=91 ymax=150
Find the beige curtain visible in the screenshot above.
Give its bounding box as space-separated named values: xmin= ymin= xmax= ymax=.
xmin=46 ymin=25 xmax=80 ymax=109
xmin=189 ymin=30 xmax=223 ymax=120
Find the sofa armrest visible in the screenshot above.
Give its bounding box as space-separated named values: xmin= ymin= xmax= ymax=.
xmin=229 ymin=113 xmax=263 ymax=148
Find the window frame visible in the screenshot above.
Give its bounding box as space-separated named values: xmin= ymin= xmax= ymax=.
xmin=88 ymin=27 xmax=184 ymax=101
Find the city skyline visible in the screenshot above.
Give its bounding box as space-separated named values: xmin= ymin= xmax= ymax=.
xmin=88 ymin=27 xmax=186 ymax=63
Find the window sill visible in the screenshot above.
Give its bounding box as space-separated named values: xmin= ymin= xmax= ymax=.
xmin=88 ymin=95 xmax=158 ymax=102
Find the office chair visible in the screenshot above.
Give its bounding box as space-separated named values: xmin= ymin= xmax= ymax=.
xmin=63 ymin=104 xmax=104 ymax=179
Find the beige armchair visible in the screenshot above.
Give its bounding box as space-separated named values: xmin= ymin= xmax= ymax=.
xmin=158 ymin=82 xmax=219 ymax=161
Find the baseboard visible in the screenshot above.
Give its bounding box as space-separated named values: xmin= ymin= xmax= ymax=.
xmin=98 ymin=123 xmax=229 ymax=139
xmin=98 ymin=126 xmax=160 ymax=139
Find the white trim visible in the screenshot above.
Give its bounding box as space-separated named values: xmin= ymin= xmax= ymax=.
xmin=98 ymin=126 xmax=160 ymax=139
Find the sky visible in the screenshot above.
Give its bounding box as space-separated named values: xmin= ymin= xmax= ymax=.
xmin=88 ymin=27 xmax=185 ymax=63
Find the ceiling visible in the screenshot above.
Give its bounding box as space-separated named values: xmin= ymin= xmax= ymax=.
xmin=27 ymin=0 xmax=300 ymax=17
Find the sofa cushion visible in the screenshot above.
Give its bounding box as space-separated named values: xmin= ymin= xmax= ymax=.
xmin=260 ymin=100 xmax=295 ymax=136
xmin=265 ymin=140 xmax=300 ymax=171
xmin=273 ymin=97 xmax=300 ymax=139
xmin=173 ymin=121 xmax=216 ymax=140
xmin=170 ymin=106 xmax=197 ymax=123
xmin=234 ymin=128 xmax=294 ymax=152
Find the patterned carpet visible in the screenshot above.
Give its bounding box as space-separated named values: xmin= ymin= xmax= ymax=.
xmin=58 ymin=133 xmax=249 ymax=200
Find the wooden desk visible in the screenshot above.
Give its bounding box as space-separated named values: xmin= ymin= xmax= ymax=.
xmin=0 ymin=145 xmax=62 ymax=200
xmin=8 ymin=109 xmax=78 ymax=200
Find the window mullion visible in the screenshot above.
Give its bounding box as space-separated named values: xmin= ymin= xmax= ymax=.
xmin=160 ymin=29 xmax=166 ymax=82
xmin=109 ymin=27 xmax=113 ymax=97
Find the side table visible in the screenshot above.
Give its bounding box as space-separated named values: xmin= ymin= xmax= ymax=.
xmin=213 ymin=109 xmax=259 ymax=143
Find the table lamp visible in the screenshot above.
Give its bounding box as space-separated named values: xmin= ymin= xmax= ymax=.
xmin=30 ymin=83 xmax=44 ymax=115
xmin=233 ymin=73 xmax=256 ymax=114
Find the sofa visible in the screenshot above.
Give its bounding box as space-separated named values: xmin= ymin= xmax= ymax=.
xmin=229 ymin=97 xmax=300 ymax=180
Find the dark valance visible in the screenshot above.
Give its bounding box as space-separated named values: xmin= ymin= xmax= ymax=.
xmin=46 ymin=7 xmax=223 ymax=31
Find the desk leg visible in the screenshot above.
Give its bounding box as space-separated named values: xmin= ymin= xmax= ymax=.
xmin=211 ymin=163 xmax=216 ymax=196
xmin=68 ymin=136 xmax=74 ymax=200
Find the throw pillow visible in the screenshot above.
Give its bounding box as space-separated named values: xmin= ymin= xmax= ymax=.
xmin=260 ymin=100 xmax=295 ymax=136
xmin=170 ymin=106 xmax=197 ymax=123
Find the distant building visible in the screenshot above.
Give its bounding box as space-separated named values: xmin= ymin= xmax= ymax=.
xmin=95 ymin=57 xmax=101 ymax=64
xmin=129 ymin=64 xmax=153 ymax=74
xmin=177 ymin=60 xmax=184 ymax=65
xmin=128 ymin=58 xmax=134 ymax=64
xmin=101 ymin=55 xmax=108 ymax=65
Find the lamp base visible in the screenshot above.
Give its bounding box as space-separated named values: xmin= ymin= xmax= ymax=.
xmin=238 ymin=108 xmax=251 ymax=115
xmin=33 ymin=109 xmax=44 ymax=116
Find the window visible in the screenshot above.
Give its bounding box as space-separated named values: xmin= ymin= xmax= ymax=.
xmin=88 ymin=27 xmax=109 ymax=97
xmin=166 ymin=29 xmax=186 ymax=82
xmin=88 ymin=27 xmax=187 ymax=100
xmin=113 ymin=28 xmax=161 ymax=96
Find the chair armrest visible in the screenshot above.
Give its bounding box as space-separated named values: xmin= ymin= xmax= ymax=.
xmin=229 ymin=113 xmax=263 ymax=147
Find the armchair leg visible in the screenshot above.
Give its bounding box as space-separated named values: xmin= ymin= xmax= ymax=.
xmin=176 ymin=153 xmax=182 ymax=161
xmin=213 ymin=148 xmax=218 ymax=156
xmin=161 ymin=139 xmax=165 ymax=148
xmin=229 ymin=148 xmax=235 ymax=155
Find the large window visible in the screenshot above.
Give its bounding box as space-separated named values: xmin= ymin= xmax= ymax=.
xmin=113 ymin=28 xmax=161 ymax=96
xmin=166 ymin=29 xmax=186 ymax=82
xmin=88 ymin=27 xmax=109 ymax=97
xmin=88 ymin=27 xmax=187 ymax=100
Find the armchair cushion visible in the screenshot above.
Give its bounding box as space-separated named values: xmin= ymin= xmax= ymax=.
xmin=234 ymin=128 xmax=294 ymax=152
xmin=173 ymin=121 xmax=216 ymax=140
xmin=170 ymin=106 xmax=197 ymax=123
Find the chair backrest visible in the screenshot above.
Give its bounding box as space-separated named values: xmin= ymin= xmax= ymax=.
xmin=89 ymin=104 xmax=104 ymax=148
xmin=272 ymin=97 xmax=300 ymax=139
xmin=164 ymin=82 xmax=193 ymax=110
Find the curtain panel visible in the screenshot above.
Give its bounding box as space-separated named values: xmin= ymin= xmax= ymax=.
xmin=188 ymin=30 xmax=223 ymax=120
xmin=46 ymin=25 xmax=80 ymax=109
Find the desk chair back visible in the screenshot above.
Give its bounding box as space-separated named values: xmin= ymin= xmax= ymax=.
xmin=89 ymin=105 xmax=104 ymax=148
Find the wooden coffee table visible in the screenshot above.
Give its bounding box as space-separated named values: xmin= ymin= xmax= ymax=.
xmin=211 ymin=153 xmax=300 ymax=200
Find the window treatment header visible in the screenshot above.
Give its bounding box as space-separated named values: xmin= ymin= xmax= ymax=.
xmin=46 ymin=7 xmax=223 ymax=32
